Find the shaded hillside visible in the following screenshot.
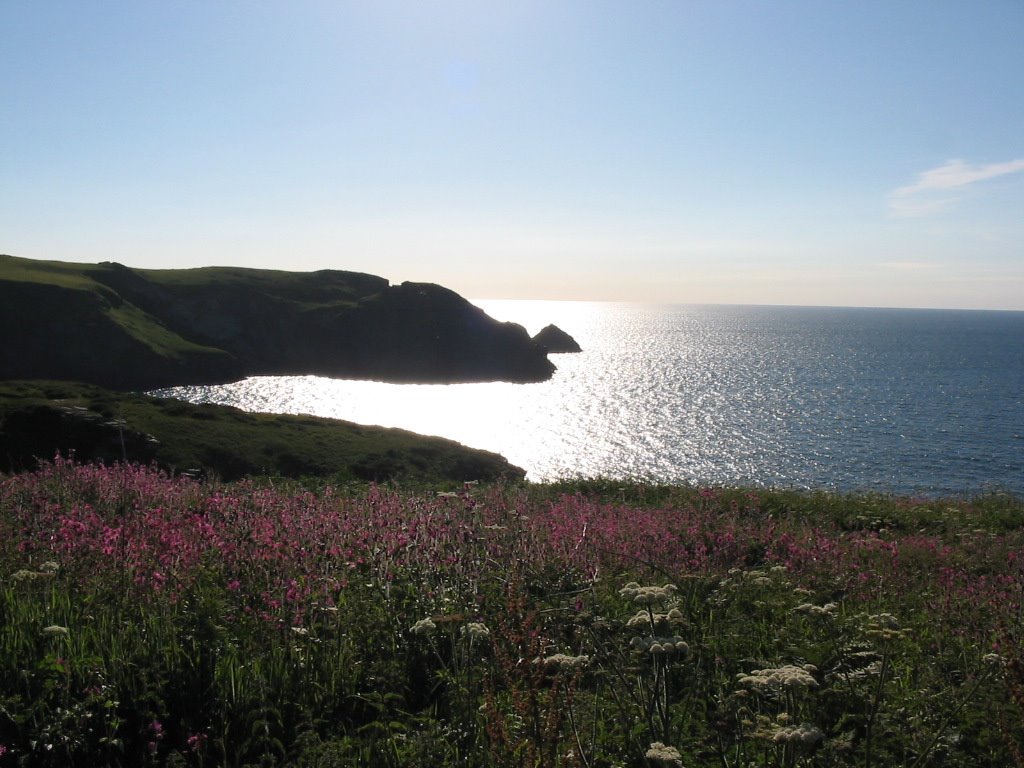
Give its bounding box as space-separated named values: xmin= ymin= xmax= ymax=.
xmin=0 ymin=254 xmax=555 ymax=389
xmin=0 ymin=381 xmax=524 ymax=484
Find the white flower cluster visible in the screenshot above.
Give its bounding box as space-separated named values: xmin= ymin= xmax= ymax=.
xmin=538 ymin=653 xmax=590 ymax=672
xmin=793 ymin=602 xmax=838 ymax=617
xmin=11 ymin=569 xmax=56 ymax=582
xmin=772 ymin=723 xmax=824 ymax=746
xmin=983 ymin=653 xmax=1006 ymax=667
xmin=864 ymin=613 xmax=907 ymax=641
xmin=619 ymin=582 xmax=677 ymax=606
xmin=631 ymin=635 xmax=690 ymax=656
xmin=716 ymin=568 xmax=782 ymax=592
xmin=461 ymin=622 xmax=490 ymax=640
xmin=42 ymin=625 xmax=69 ymax=637
xmin=410 ymin=618 xmax=437 ymax=636
xmin=736 ymin=568 xmax=777 ymax=586
xmin=736 ymin=664 xmax=818 ymax=690
xmin=644 ymin=741 xmax=684 ymax=768
xmin=626 ymin=607 xmax=685 ymax=628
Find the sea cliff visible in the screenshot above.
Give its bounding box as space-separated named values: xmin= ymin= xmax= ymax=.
xmin=0 ymin=254 xmax=556 ymax=390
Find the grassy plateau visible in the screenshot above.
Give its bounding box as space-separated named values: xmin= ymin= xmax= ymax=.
xmin=1 ymin=459 xmax=1022 ymax=767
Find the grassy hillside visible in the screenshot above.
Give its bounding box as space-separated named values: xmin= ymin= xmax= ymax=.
xmin=0 ymin=381 xmax=524 ymax=484
xmin=0 ymin=254 xmax=554 ymax=388
xmin=0 ymin=256 xmax=242 ymax=388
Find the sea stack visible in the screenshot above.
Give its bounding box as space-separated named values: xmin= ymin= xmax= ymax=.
xmin=532 ymin=324 xmax=582 ymax=353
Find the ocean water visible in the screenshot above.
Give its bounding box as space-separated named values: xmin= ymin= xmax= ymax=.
xmin=157 ymin=301 xmax=1024 ymax=497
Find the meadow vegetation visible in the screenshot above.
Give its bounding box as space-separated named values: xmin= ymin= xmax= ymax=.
xmin=1 ymin=458 xmax=1022 ymax=767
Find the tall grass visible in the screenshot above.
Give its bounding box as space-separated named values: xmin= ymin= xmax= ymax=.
xmin=1 ymin=458 xmax=1021 ymax=766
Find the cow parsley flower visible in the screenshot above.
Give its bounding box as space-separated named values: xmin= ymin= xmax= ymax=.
xmin=410 ymin=618 xmax=436 ymax=636
xmin=794 ymin=602 xmax=838 ymax=616
xmin=42 ymin=625 xmax=69 ymax=637
xmin=772 ymin=723 xmax=824 ymax=746
xmin=645 ymin=741 xmax=684 ymax=767
xmin=462 ymin=622 xmax=490 ymax=640
xmin=619 ymin=582 xmax=677 ymax=606
xmin=737 ymin=664 xmax=818 ymax=689
xmin=865 ymin=613 xmax=907 ymax=641
xmin=539 ymin=653 xmax=590 ymax=672
xmin=630 ymin=635 xmax=690 ymax=656
xmin=626 ymin=607 xmax=687 ymax=629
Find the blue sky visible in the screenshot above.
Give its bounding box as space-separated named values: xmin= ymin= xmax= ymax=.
xmin=3 ymin=1 xmax=1023 ymax=309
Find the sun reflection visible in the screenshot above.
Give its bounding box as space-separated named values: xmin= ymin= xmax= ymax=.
xmin=154 ymin=304 xmax=1024 ymax=495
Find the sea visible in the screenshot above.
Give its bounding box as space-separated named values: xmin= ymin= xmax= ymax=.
xmin=156 ymin=301 xmax=1024 ymax=498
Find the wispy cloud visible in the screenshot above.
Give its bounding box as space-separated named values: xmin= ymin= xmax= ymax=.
xmin=888 ymin=158 xmax=1024 ymax=217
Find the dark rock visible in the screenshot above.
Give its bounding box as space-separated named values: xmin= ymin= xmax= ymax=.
xmin=532 ymin=324 xmax=582 ymax=353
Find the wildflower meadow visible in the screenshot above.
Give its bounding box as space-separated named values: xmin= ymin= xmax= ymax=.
xmin=2 ymin=457 xmax=1023 ymax=767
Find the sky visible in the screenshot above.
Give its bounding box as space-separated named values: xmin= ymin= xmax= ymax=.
xmin=2 ymin=1 xmax=1023 ymax=310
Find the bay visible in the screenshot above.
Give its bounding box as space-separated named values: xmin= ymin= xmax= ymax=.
xmin=156 ymin=301 xmax=1024 ymax=497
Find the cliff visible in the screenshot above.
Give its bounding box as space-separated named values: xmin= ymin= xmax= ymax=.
xmin=0 ymin=255 xmax=555 ymax=389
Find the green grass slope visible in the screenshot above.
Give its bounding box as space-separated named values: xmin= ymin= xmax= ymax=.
xmin=0 ymin=381 xmax=524 ymax=484
xmin=0 ymin=255 xmax=242 ymax=388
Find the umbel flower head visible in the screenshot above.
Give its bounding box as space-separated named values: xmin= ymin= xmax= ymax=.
xmin=461 ymin=622 xmax=490 ymax=640
xmin=793 ymin=602 xmax=838 ymax=617
xmin=538 ymin=653 xmax=590 ymax=672
xmin=627 ymin=607 xmax=686 ymax=629
xmin=631 ymin=635 xmax=690 ymax=656
xmin=865 ymin=612 xmax=908 ymax=641
xmin=772 ymin=722 xmax=825 ymax=746
xmin=737 ymin=664 xmax=818 ymax=690
xmin=410 ymin=618 xmax=437 ymax=636
xmin=645 ymin=741 xmax=684 ymax=767
xmin=619 ymin=582 xmax=678 ymax=606
xmin=42 ymin=625 xmax=69 ymax=637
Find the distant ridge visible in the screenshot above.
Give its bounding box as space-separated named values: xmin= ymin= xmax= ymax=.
xmin=0 ymin=254 xmax=556 ymax=390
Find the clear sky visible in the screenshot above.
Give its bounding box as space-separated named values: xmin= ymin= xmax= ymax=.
xmin=3 ymin=1 xmax=1023 ymax=310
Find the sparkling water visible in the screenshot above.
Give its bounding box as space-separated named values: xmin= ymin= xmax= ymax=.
xmin=156 ymin=302 xmax=1024 ymax=496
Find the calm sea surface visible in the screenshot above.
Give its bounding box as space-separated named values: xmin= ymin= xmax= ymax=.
xmin=157 ymin=302 xmax=1024 ymax=497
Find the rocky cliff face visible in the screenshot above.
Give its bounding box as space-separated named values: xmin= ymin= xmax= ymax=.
xmin=0 ymin=255 xmax=556 ymax=389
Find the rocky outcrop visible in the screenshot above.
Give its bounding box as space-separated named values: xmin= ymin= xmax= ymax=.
xmin=0 ymin=255 xmax=557 ymax=389
xmin=532 ymin=324 xmax=582 ymax=353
